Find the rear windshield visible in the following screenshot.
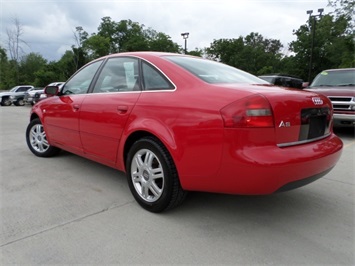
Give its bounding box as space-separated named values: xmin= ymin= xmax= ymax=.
xmin=165 ymin=56 xmax=268 ymax=84
xmin=310 ymin=69 xmax=355 ymax=87
xmin=259 ymin=76 xmax=274 ymax=83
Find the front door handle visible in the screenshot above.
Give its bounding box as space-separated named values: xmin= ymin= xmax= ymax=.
xmin=73 ymin=104 xmax=80 ymax=111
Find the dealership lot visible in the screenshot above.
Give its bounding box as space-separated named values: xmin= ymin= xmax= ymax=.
xmin=1 ymin=106 xmax=354 ymax=265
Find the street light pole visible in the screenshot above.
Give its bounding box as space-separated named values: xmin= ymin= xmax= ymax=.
xmin=306 ymin=8 xmax=324 ymax=82
xmin=181 ymin=32 xmax=189 ymax=54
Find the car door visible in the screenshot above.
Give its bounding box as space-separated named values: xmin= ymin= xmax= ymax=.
xmin=79 ymin=57 xmax=141 ymax=165
xmin=43 ymin=60 xmax=103 ymax=153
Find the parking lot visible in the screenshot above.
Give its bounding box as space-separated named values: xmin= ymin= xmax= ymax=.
xmin=1 ymin=105 xmax=354 ymax=265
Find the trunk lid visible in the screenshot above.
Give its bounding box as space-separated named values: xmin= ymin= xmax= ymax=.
xmin=261 ymin=87 xmax=332 ymax=146
xmin=214 ymin=84 xmax=333 ymax=146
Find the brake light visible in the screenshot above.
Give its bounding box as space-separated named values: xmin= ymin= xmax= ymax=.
xmin=220 ymin=94 xmax=274 ymax=128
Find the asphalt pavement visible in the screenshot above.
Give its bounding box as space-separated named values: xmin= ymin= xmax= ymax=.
xmin=1 ymin=106 xmax=354 ymax=265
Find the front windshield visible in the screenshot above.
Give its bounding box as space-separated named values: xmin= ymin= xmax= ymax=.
xmin=310 ymin=69 xmax=355 ymax=87
xmin=165 ymin=56 xmax=268 ymax=84
xmin=9 ymin=86 xmax=18 ymax=92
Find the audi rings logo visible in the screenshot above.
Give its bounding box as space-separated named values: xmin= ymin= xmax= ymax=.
xmin=312 ymin=97 xmax=323 ymax=105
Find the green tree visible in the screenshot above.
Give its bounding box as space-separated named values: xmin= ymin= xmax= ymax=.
xmin=83 ymin=17 xmax=180 ymax=58
xmin=0 ymin=46 xmax=11 ymax=89
xmin=206 ymin=33 xmax=283 ymax=75
xmin=72 ymin=26 xmax=89 ymax=70
xmin=19 ymin=53 xmax=47 ymax=85
xmin=5 ymin=17 xmax=30 ymax=83
xmin=205 ymin=37 xmax=244 ymax=64
xmin=97 ymin=17 xmax=120 ymax=53
xmin=56 ymin=50 xmax=78 ymax=79
xmin=116 ymin=19 xmax=149 ymax=52
xmin=83 ymin=34 xmax=111 ymax=60
xmin=328 ymin=0 xmax=355 ymax=32
xmin=289 ymin=14 xmax=354 ymax=81
xmin=145 ymin=29 xmax=180 ymax=52
xmin=33 ymin=69 xmax=59 ymax=87
xmin=187 ymin=48 xmax=204 ymax=57
xmin=89 ymin=17 xmax=148 ymax=54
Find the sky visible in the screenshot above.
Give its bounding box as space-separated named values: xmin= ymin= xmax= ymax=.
xmin=0 ymin=0 xmax=333 ymax=62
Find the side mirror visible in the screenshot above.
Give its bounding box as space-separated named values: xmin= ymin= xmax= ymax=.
xmin=44 ymin=86 xmax=59 ymax=96
xmin=302 ymin=82 xmax=309 ymax=88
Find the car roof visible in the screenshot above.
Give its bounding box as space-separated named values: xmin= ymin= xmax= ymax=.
xmin=259 ymin=74 xmax=303 ymax=80
xmin=321 ymin=68 xmax=355 ymax=72
xmin=92 ymin=51 xmax=190 ymax=63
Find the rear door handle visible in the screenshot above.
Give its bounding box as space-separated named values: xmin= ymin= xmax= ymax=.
xmin=117 ymin=105 xmax=128 ymax=114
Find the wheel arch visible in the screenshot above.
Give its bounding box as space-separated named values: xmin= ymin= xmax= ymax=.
xmin=30 ymin=112 xmax=40 ymax=121
xmin=14 ymin=97 xmax=25 ymax=106
xmin=29 ymin=111 xmax=46 ymax=135
xmin=122 ymin=129 xmax=177 ymax=172
xmin=0 ymin=95 xmax=11 ymax=106
xmin=119 ymin=118 xmax=178 ymax=172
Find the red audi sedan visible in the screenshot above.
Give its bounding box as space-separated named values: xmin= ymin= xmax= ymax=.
xmin=26 ymin=52 xmax=343 ymax=212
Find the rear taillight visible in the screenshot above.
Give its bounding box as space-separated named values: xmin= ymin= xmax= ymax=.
xmin=220 ymin=94 xmax=274 ymax=128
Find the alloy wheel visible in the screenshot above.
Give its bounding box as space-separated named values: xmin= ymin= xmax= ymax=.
xmin=131 ymin=148 xmax=164 ymax=203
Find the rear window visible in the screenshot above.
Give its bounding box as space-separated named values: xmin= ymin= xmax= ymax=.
xmin=165 ymin=56 xmax=268 ymax=84
xmin=310 ymin=69 xmax=355 ymax=87
xmin=259 ymin=76 xmax=274 ymax=83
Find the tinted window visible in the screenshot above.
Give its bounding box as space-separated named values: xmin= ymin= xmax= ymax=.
xmin=93 ymin=57 xmax=140 ymax=93
xmin=310 ymin=69 xmax=355 ymax=87
xmin=61 ymin=60 xmax=103 ymax=95
xmin=142 ymin=62 xmax=174 ymax=90
xmin=165 ymin=56 xmax=268 ymax=84
xmin=18 ymin=87 xmax=32 ymax=92
xmin=259 ymin=76 xmax=274 ymax=83
xmin=10 ymin=86 xmax=32 ymax=92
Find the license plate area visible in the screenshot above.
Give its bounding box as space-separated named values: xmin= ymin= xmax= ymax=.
xmin=299 ymin=108 xmax=331 ymax=141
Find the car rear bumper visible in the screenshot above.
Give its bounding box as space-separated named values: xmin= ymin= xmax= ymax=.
xmin=181 ymin=132 xmax=343 ymax=195
xmin=275 ymin=167 xmax=333 ymax=192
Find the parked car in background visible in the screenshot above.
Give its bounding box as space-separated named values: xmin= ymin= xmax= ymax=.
xmin=26 ymin=52 xmax=342 ymax=212
xmin=259 ymin=74 xmax=304 ymax=89
xmin=0 ymin=85 xmax=34 ymax=106
xmin=32 ymin=82 xmax=65 ymax=105
xmin=305 ymin=68 xmax=355 ymax=127
xmin=24 ymin=87 xmax=44 ymax=105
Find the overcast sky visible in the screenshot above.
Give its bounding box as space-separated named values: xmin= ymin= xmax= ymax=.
xmin=1 ymin=0 xmax=332 ymax=61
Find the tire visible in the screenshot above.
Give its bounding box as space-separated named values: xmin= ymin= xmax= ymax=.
xmin=14 ymin=98 xmax=25 ymax=106
xmin=1 ymin=98 xmax=12 ymax=106
xmin=126 ymin=136 xmax=187 ymax=212
xmin=26 ymin=118 xmax=61 ymax=157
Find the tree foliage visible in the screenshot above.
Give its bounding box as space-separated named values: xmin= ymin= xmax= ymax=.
xmin=206 ymin=32 xmax=283 ymax=75
xmin=0 ymin=46 xmax=13 ymax=89
xmin=328 ymin=0 xmax=355 ymax=32
xmin=19 ymin=53 xmax=47 ymax=84
xmin=288 ymin=13 xmax=354 ymax=81
xmin=82 ymin=17 xmax=180 ymax=57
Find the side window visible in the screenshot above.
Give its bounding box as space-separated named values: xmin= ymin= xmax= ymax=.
xmin=18 ymin=87 xmax=31 ymax=92
xmin=142 ymin=62 xmax=174 ymax=90
xmin=93 ymin=57 xmax=140 ymax=93
xmin=61 ymin=60 xmax=103 ymax=95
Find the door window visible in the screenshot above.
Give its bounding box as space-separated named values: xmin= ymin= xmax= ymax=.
xmin=93 ymin=57 xmax=140 ymax=93
xmin=61 ymin=60 xmax=103 ymax=95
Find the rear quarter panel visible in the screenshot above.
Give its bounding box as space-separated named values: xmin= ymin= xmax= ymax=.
xmin=119 ymin=87 xmax=226 ymax=183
